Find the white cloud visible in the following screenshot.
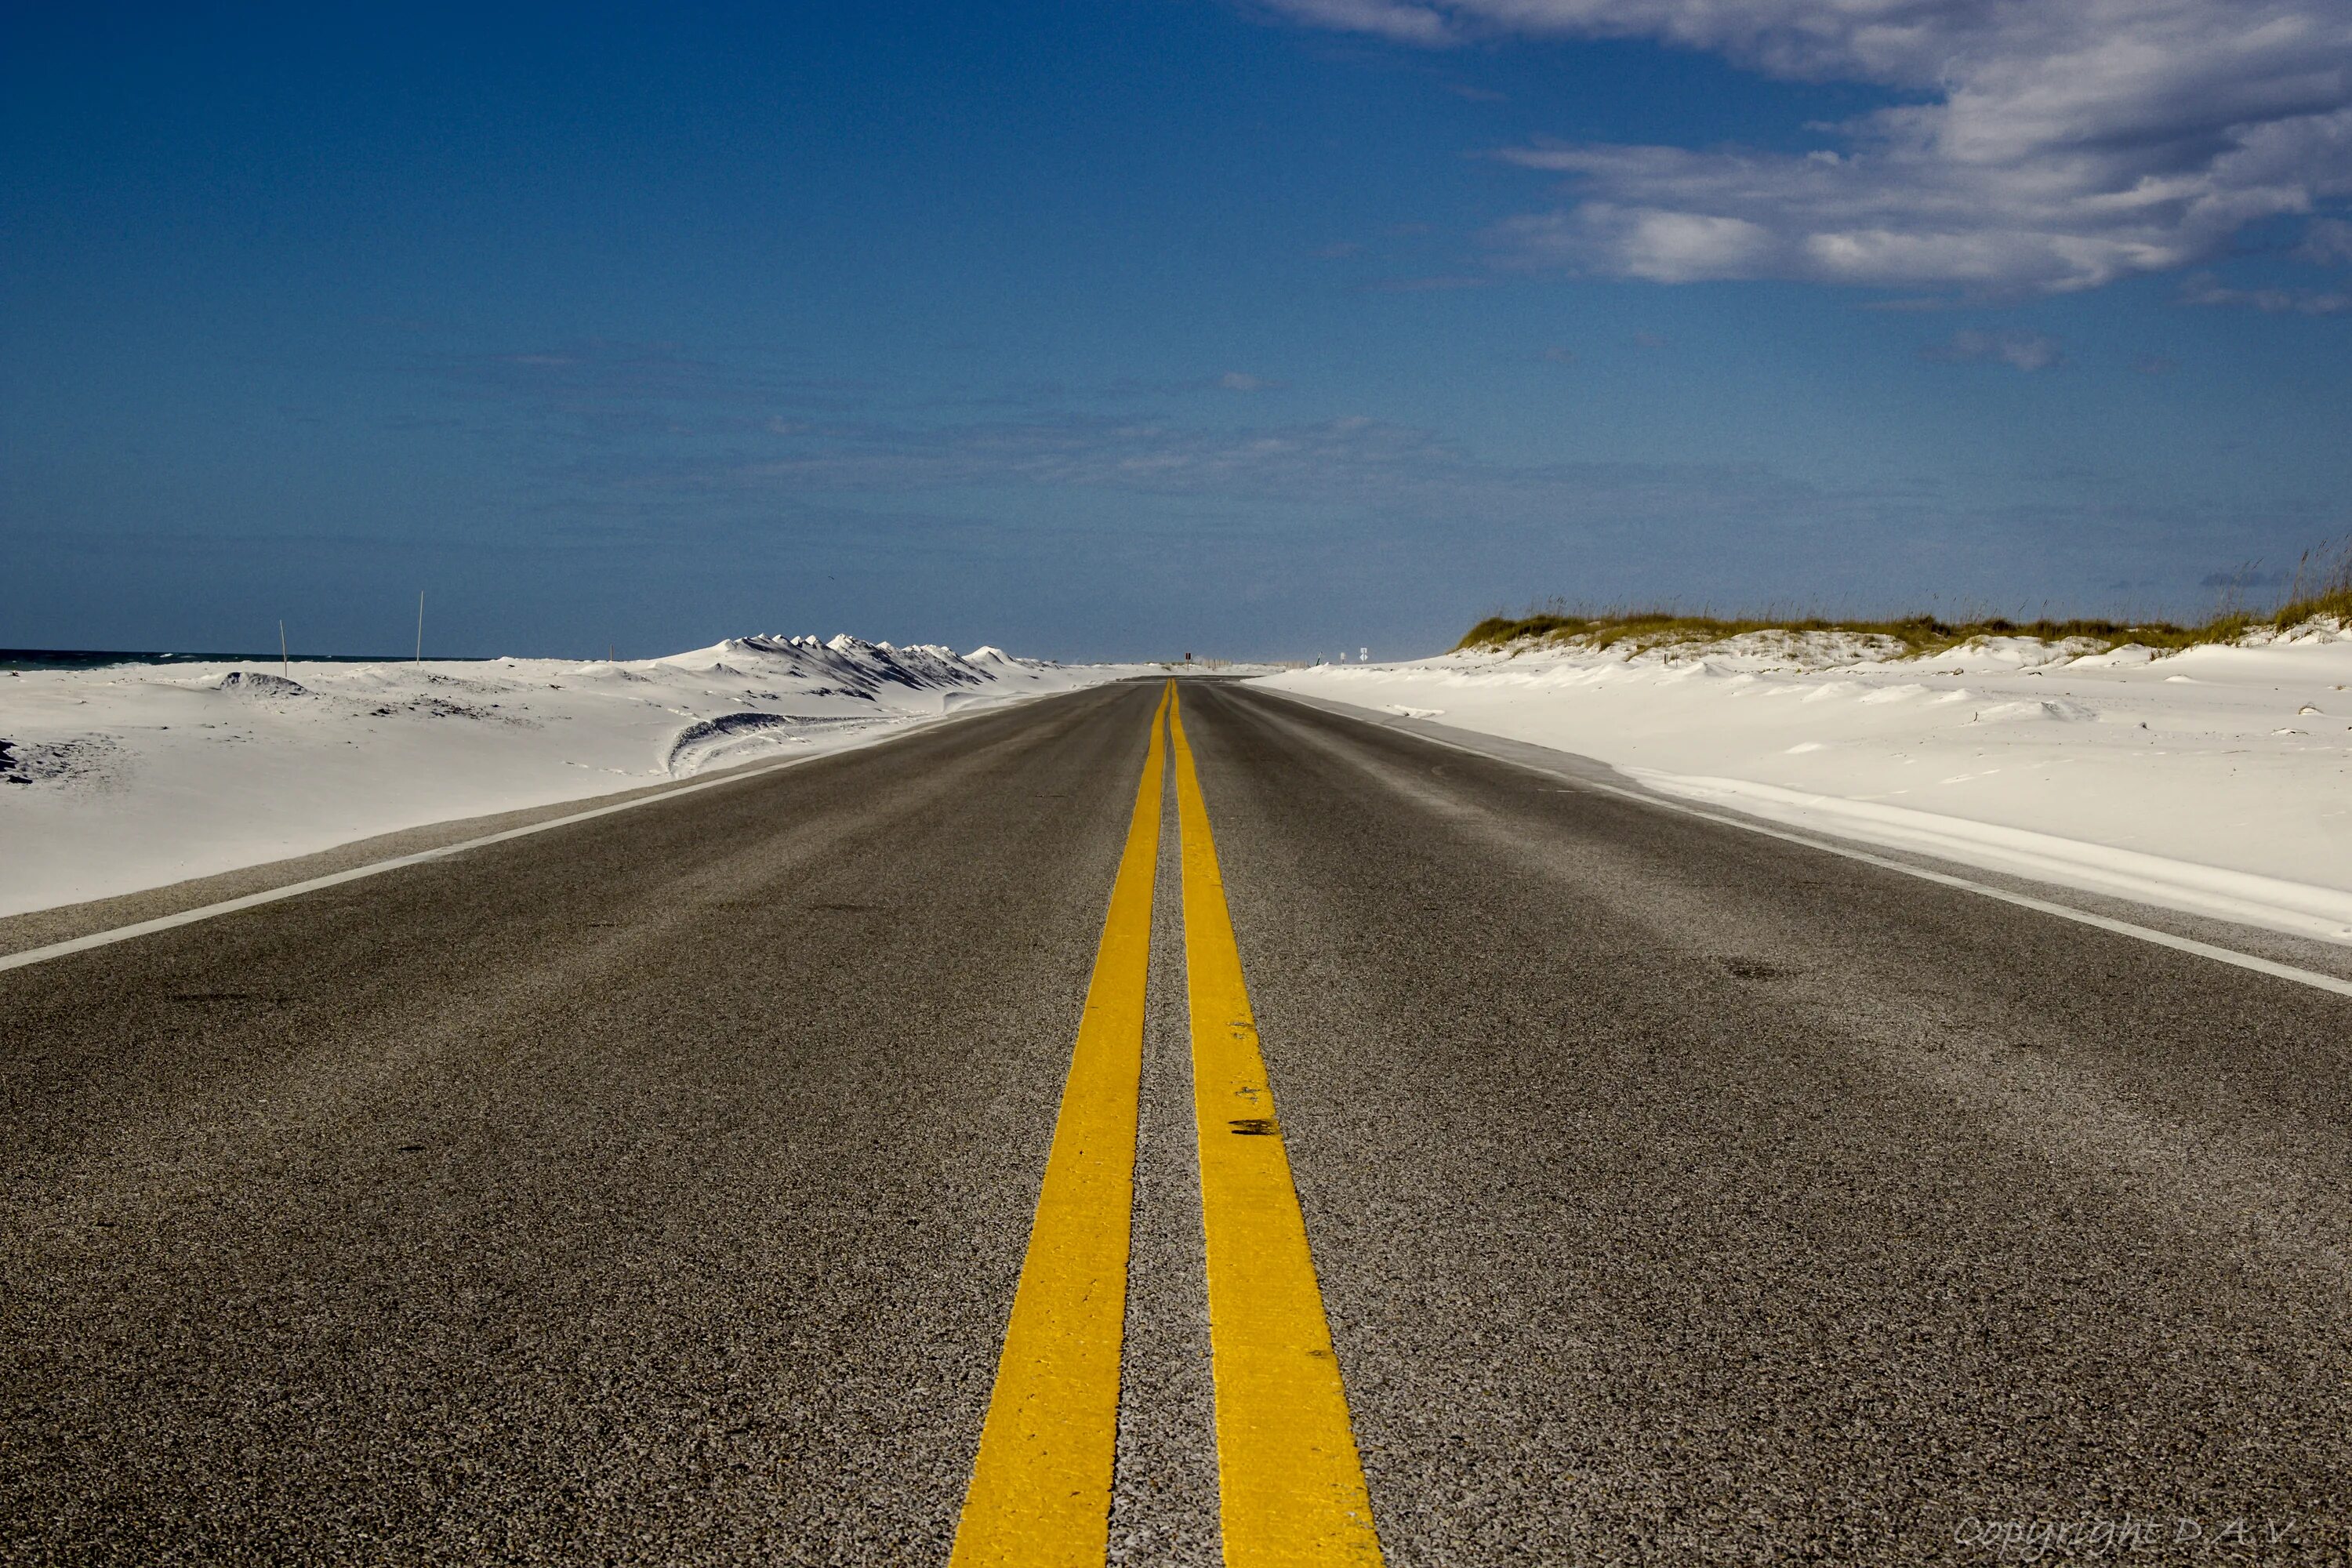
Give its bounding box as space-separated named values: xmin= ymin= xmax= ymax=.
xmin=730 ymin=409 xmax=1854 ymax=528
xmin=2296 ymin=215 xmax=2352 ymax=260
xmin=1494 ymin=202 xmax=1778 ymax=281
xmin=2178 ymin=270 xmax=2352 ymax=313
xmin=1218 ymin=372 xmax=1275 ymax=391
xmin=1263 ymin=0 xmax=1453 ymax=44
xmin=1261 ymin=0 xmax=2352 ymax=292
xmin=1919 ymin=329 xmax=2067 ymax=370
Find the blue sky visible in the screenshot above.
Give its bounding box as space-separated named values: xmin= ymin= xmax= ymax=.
xmin=5 ymin=1 xmax=2350 ymax=659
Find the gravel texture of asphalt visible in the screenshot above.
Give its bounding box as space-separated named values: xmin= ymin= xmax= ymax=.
xmin=5 ymin=677 xmax=2350 ymax=1563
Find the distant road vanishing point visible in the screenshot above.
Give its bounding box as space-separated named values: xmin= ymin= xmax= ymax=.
xmin=5 ymin=679 xmax=2349 ymax=1563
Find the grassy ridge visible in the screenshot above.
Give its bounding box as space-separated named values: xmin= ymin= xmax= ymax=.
xmin=1457 ymin=611 xmax=2230 ymax=657
xmin=1460 ymin=549 xmax=2352 ymax=658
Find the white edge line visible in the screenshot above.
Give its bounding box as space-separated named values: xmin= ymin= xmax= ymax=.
xmin=1251 ymin=685 xmax=2352 ymax=1003
xmin=0 ymin=687 xmax=1103 ymax=975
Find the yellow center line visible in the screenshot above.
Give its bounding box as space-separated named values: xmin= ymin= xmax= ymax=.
xmin=950 ymin=681 xmax=1171 ymax=1568
xmin=1171 ymin=686 xmax=1385 ymax=1568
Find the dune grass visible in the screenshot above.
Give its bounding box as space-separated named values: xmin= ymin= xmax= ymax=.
xmin=1460 ymin=543 xmax=2352 ymax=659
xmin=1457 ymin=610 xmax=2230 ymax=657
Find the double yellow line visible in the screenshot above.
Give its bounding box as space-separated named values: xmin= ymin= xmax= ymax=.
xmin=951 ymin=683 xmax=1383 ymax=1567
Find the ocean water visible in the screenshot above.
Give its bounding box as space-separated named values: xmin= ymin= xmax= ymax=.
xmin=0 ymin=649 xmax=489 ymax=673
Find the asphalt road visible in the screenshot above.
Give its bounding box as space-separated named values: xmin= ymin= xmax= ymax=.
xmin=5 ymin=678 xmax=2350 ymax=1563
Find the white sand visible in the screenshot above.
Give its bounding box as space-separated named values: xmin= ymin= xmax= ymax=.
xmin=1259 ymin=626 xmax=2352 ymax=944
xmin=0 ymin=636 xmax=1135 ymax=917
